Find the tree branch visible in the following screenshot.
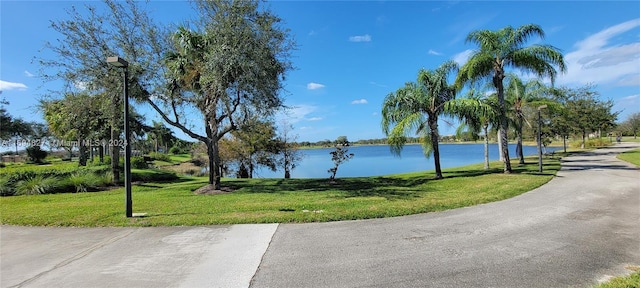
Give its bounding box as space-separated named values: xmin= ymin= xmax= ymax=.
xmin=146 ymin=98 xmax=207 ymax=143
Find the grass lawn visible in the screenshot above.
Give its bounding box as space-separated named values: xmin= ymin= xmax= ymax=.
xmin=0 ymin=156 xmax=561 ymax=227
xmin=593 ymin=266 xmax=640 ymax=288
xmin=617 ymin=148 xmax=640 ymax=167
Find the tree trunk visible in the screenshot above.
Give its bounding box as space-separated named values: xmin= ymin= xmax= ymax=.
xmin=206 ymin=140 xmax=215 ymax=185
xmin=205 ymin=121 xmax=222 ymax=190
xmin=212 ymin=138 xmax=222 ymax=189
xmin=516 ymin=118 xmax=524 ymax=165
xmin=429 ymin=117 xmax=443 ymax=179
xmin=581 ymin=130 xmax=586 ymax=149
xmin=99 ymin=144 xmax=104 ymax=163
xmin=495 ymin=77 xmax=512 ymax=173
xmin=484 ymin=125 xmax=490 ymax=170
xmin=496 ymin=132 xmax=502 ymax=161
xmin=563 ymin=135 xmax=567 ymax=153
xmin=79 ymin=140 xmax=87 ymax=166
xmin=111 ymin=127 xmax=120 ymax=184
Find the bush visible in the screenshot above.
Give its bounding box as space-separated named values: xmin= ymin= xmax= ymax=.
xmin=131 ymin=156 xmax=148 ymax=169
xmin=571 ymin=138 xmax=611 ymax=149
xmin=149 ymin=152 xmax=171 ymax=162
xmin=15 ymin=175 xmax=59 ymax=195
xmin=100 ymin=171 xmax=115 ymax=186
xmin=0 ymin=176 xmax=15 ymax=196
xmin=68 ymin=172 xmax=104 ymax=192
xmin=191 ymin=157 xmax=206 ymax=167
xmin=26 ymin=146 xmax=48 ymax=164
xmin=169 ymin=146 xmax=182 ymax=155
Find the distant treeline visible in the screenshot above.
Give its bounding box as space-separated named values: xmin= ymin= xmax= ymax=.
xmin=296 ymin=136 xmax=466 ymax=148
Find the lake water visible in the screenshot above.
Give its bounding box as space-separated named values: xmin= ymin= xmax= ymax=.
xmin=253 ymin=143 xmax=559 ymax=179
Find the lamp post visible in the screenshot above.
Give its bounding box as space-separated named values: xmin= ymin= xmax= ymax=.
xmin=107 ymin=56 xmax=132 ymax=218
xmin=537 ymin=104 xmax=547 ymax=173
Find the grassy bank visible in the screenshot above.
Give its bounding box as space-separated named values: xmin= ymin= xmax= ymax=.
xmin=617 ymin=148 xmax=640 ymax=167
xmin=593 ymin=266 xmax=640 ymax=288
xmin=0 ymin=156 xmax=561 ymax=227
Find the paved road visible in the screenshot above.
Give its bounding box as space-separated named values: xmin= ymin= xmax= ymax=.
xmin=1 ymin=143 xmax=639 ymax=288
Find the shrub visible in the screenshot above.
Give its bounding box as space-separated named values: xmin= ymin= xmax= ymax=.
xmin=0 ymin=176 xmax=15 ymax=196
xmin=100 ymin=171 xmax=115 ymax=186
xmin=131 ymin=156 xmax=148 ymax=169
xmin=169 ymin=146 xmax=182 ymax=155
xmin=68 ymin=172 xmax=103 ymax=192
xmin=26 ymin=146 xmax=48 ymax=164
xmin=191 ymin=157 xmax=206 ymax=167
xmin=149 ymin=152 xmax=171 ymax=162
xmin=15 ymin=175 xmax=59 ymax=195
xmin=571 ymin=138 xmax=612 ymax=149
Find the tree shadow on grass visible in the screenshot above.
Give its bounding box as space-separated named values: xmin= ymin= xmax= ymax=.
xmin=217 ymin=160 xmax=560 ymax=200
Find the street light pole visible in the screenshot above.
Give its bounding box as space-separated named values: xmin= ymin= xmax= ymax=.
xmin=538 ymin=104 xmax=547 ymax=173
xmin=107 ymin=56 xmax=132 ymax=218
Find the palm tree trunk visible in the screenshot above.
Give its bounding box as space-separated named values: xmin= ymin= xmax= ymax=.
xmin=429 ymin=117 xmax=443 ymax=179
xmin=484 ymin=125 xmax=490 ymax=170
xmin=496 ymin=77 xmax=512 ymax=173
xmin=497 ymin=131 xmax=503 ymax=161
xmin=516 ymin=118 xmax=524 ymax=164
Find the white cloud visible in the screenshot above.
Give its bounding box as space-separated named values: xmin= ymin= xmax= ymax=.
xmin=453 ymin=49 xmax=474 ymax=66
xmin=372 ymin=112 xmax=379 ymax=116
xmin=349 ymin=34 xmax=372 ymax=42
xmin=617 ymin=74 xmax=640 ymax=86
xmin=308 ymin=30 xmax=317 ymax=36
xmin=428 ymin=49 xmax=442 ymax=56
xmin=0 ymin=80 xmax=28 ymax=91
xmin=306 ymin=117 xmax=323 ymax=121
xmin=24 ymin=71 xmax=35 ymax=77
xmin=307 ymin=82 xmax=325 ymax=90
xmin=369 ymin=81 xmax=388 ymax=88
xmin=557 ymin=18 xmax=640 ymax=86
xmin=351 ymin=99 xmax=368 ymax=104
xmin=622 ymin=94 xmax=639 ymax=101
xmin=277 ymin=104 xmax=318 ymax=124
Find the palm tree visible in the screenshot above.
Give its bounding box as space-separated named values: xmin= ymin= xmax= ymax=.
xmin=504 ymin=74 xmax=548 ymax=164
xmin=456 ymin=24 xmax=566 ymax=173
xmin=447 ymin=89 xmax=500 ymax=170
xmin=148 ymin=121 xmax=174 ymax=153
xmin=382 ymin=60 xmax=458 ymax=179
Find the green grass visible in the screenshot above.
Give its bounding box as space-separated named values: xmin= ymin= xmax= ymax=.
xmin=617 ymin=148 xmax=640 ymax=167
xmin=621 ymin=136 xmax=640 ymax=143
xmin=0 ymin=156 xmax=561 ymax=227
xmin=593 ymin=266 xmax=640 ymax=288
xmin=169 ymin=153 xmax=192 ymax=163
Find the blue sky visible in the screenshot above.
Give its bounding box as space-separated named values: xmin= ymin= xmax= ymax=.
xmin=1 ymin=1 xmax=639 ymax=143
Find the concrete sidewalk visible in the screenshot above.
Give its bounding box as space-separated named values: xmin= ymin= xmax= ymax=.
xmin=1 ymin=225 xmax=277 ymax=288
